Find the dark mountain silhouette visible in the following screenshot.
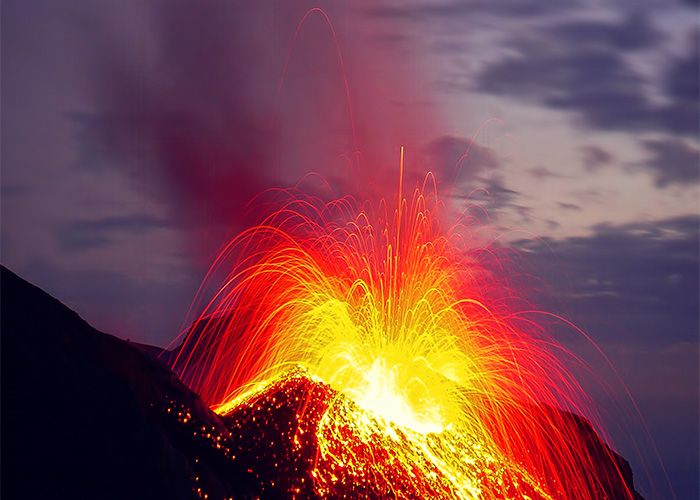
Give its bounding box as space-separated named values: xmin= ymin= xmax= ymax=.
xmin=1 ymin=265 xmax=235 ymax=499
xmin=1 ymin=265 xmax=646 ymax=499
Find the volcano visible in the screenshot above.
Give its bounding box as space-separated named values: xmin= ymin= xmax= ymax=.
xmin=1 ymin=265 xmax=645 ymax=499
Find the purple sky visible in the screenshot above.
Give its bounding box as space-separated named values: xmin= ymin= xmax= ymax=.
xmin=2 ymin=1 xmax=698 ymax=498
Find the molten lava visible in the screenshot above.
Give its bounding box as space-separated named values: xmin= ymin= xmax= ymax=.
xmin=170 ymin=150 xmax=640 ymax=499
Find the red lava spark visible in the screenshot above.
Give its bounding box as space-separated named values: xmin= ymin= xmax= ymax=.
xmin=169 ymin=151 xmax=639 ymax=500
xmin=166 ymin=9 xmax=643 ymax=499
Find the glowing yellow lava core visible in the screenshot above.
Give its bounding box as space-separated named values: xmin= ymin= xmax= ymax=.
xmin=353 ymin=357 xmax=444 ymax=434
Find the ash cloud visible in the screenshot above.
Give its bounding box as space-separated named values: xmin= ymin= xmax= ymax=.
xmin=2 ymin=0 xmax=440 ymax=344
xmin=80 ymin=1 xmax=438 ymax=262
xmin=83 ymin=2 xmax=288 ymax=230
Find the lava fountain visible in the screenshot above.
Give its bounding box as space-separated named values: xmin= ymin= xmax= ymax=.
xmin=165 ymin=8 xmax=643 ymax=500
xmin=169 ymin=149 xmax=640 ymax=499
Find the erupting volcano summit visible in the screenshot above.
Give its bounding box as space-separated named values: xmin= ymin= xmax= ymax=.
xmin=164 ymin=153 xmax=647 ymax=500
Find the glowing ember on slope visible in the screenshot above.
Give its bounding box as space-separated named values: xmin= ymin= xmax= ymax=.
xmin=171 ymin=149 xmax=640 ymax=499
xmin=161 ymin=366 xmax=639 ymax=499
xmin=218 ymin=367 xmax=552 ymax=499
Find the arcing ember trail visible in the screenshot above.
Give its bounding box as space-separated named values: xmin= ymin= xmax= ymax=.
xmin=169 ymin=151 xmax=643 ymax=499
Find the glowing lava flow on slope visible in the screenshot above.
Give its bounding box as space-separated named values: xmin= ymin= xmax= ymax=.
xmin=172 ymin=152 xmax=639 ymax=499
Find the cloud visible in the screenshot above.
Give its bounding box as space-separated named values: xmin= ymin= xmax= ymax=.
xmin=477 ymin=39 xmax=652 ymax=130
xmin=527 ymin=166 xmax=562 ymax=180
xmin=57 ymin=215 xmax=171 ymax=252
xmin=579 ymin=145 xmax=615 ymax=172
xmin=18 ymin=258 xmax=197 ymax=347
xmin=469 ymin=174 xmax=520 ymax=211
xmin=636 ymin=138 xmax=700 ymax=188
xmin=518 ymin=214 xmax=699 ymax=344
xmin=547 ymin=11 xmax=660 ymax=52
xmin=557 ymin=202 xmax=581 ymax=211
xmin=0 ymin=185 xmax=30 ymax=197
xmin=423 ymin=136 xmax=500 ymax=184
xmin=658 ymin=30 xmax=700 ymax=135
xmin=368 ymin=0 xmax=576 ymax=20
xmin=420 ymin=136 xmax=523 ymax=216
xmin=476 ymin=15 xmax=699 ymax=136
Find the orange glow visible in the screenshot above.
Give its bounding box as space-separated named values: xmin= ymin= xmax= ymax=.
xmin=170 ymin=149 xmax=638 ymax=499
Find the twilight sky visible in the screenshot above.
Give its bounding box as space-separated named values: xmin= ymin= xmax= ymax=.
xmin=2 ymin=1 xmax=698 ymax=498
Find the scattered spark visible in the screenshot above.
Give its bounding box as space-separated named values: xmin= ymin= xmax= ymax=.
xmin=170 ymin=157 xmax=637 ymax=499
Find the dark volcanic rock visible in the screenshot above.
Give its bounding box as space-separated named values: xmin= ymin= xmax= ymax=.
xmin=1 ymin=265 xmax=234 ymax=499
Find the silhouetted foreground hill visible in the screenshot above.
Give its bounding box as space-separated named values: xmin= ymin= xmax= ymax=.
xmin=1 ymin=266 xmax=646 ymax=499
xmin=1 ymin=266 xmax=233 ymax=499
